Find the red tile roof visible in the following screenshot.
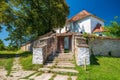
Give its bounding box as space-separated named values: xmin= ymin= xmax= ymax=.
xmin=68 ymin=10 xmax=104 ymax=22
xmin=69 ymin=10 xmax=91 ymax=22
xmin=93 ymin=23 xmax=104 ymax=33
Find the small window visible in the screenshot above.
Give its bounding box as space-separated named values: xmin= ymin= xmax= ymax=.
xmin=97 ymin=23 xmax=102 ymax=27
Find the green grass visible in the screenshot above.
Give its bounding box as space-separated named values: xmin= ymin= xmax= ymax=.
xmin=0 ymin=58 xmax=13 ymax=76
xmin=76 ymin=56 xmax=120 ymax=80
xmin=20 ymin=51 xmax=43 ymax=70
xmin=22 ymin=71 xmax=37 ymax=79
xmin=0 ymin=51 xmax=43 ymax=75
xmin=49 ymin=73 xmax=57 ymax=80
xmin=0 ymin=51 xmax=15 ymax=76
xmin=0 ymin=51 xmax=17 ymax=54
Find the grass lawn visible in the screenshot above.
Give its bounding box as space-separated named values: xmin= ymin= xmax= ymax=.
xmin=76 ymin=56 xmax=120 ymax=80
xmin=0 ymin=51 xmax=43 ymax=74
xmin=0 ymin=58 xmax=13 ymax=76
xmin=20 ymin=51 xmax=43 ymax=70
xmin=0 ymin=51 xmax=16 ymax=54
xmin=0 ymin=51 xmax=15 ymax=76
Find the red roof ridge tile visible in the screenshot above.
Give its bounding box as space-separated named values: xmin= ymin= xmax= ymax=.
xmin=68 ymin=10 xmax=104 ymax=22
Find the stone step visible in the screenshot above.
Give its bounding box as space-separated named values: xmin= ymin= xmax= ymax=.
xmin=46 ymin=61 xmax=56 ymax=63
xmin=54 ymin=58 xmax=74 ymax=61
xmin=11 ymin=71 xmax=18 ymax=73
xmin=47 ymin=53 xmax=74 ymax=60
xmin=57 ymin=53 xmax=73 ymax=56
xmin=57 ymin=56 xmax=74 ymax=59
xmin=56 ymin=62 xmax=75 ymax=68
xmin=51 ymin=68 xmax=78 ymax=74
xmin=34 ymin=73 xmax=53 ymax=80
xmin=54 ymin=75 xmax=69 ymax=80
xmin=44 ymin=62 xmax=56 ymax=68
xmin=47 ymin=58 xmax=74 ymax=62
xmin=56 ymin=65 xmax=75 ymax=69
xmin=54 ymin=75 xmax=77 ymax=80
xmin=44 ymin=61 xmax=75 ymax=68
xmin=29 ymin=72 xmax=39 ymax=79
xmin=38 ymin=68 xmax=79 ymax=74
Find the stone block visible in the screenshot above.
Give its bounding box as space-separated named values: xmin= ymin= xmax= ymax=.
xmin=33 ymin=48 xmax=43 ymax=64
xmin=76 ymin=47 xmax=90 ymax=66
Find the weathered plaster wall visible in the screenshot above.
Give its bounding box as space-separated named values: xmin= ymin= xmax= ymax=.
xmin=89 ymin=38 xmax=120 ymax=57
xmin=20 ymin=42 xmax=33 ymax=51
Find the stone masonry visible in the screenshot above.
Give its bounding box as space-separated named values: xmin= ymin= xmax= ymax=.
xmin=75 ymin=35 xmax=90 ymax=65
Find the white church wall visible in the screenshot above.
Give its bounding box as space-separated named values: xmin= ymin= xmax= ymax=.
xmin=76 ymin=17 xmax=91 ymax=33
xmin=55 ymin=26 xmax=66 ymax=33
xmin=55 ymin=16 xmax=104 ymax=34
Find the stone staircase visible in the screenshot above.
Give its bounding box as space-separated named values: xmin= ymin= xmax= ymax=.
xmin=39 ymin=53 xmax=78 ymax=74
xmin=6 ymin=53 xmax=78 ymax=80
xmin=18 ymin=53 xmax=78 ymax=80
xmin=46 ymin=53 xmax=74 ymax=62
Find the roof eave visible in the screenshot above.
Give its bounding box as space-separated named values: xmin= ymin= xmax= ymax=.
xmin=90 ymin=15 xmax=104 ymax=22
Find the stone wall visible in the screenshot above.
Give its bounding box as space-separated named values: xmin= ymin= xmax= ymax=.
xmin=20 ymin=42 xmax=33 ymax=51
xmin=74 ymin=35 xmax=120 ymax=65
xmin=33 ymin=35 xmax=57 ymax=64
xmin=76 ymin=47 xmax=90 ymax=66
xmin=33 ymin=46 xmax=45 ymax=64
xmin=89 ymin=38 xmax=120 ymax=57
xmin=75 ymin=35 xmax=90 ymax=66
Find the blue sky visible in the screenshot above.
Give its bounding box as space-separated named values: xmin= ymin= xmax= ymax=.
xmin=66 ymin=0 xmax=120 ymax=24
xmin=0 ymin=0 xmax=120 ymax=46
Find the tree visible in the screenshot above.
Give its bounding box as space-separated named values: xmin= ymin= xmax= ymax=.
xmin=0 ymin=0 xmax=69 ymax=47
xmin=105 ymin=21 xmax=120 ymax=38
xmin=0 ymin=39 xmax=5 ymax=50
xmin=0 ymin=0 xmax=9 ymax=31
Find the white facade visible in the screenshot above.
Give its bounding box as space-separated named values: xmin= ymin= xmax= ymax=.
xmin=55 ymin=26 xmax=66 ymax=33
xmin=77 ymin=17 xmax=91 ymax=33
xmin=55 ymin=16 xmax=104 ymax=34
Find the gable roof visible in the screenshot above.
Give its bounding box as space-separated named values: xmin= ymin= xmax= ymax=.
xmin=68 ymin=10 xmax=104 ymax=22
